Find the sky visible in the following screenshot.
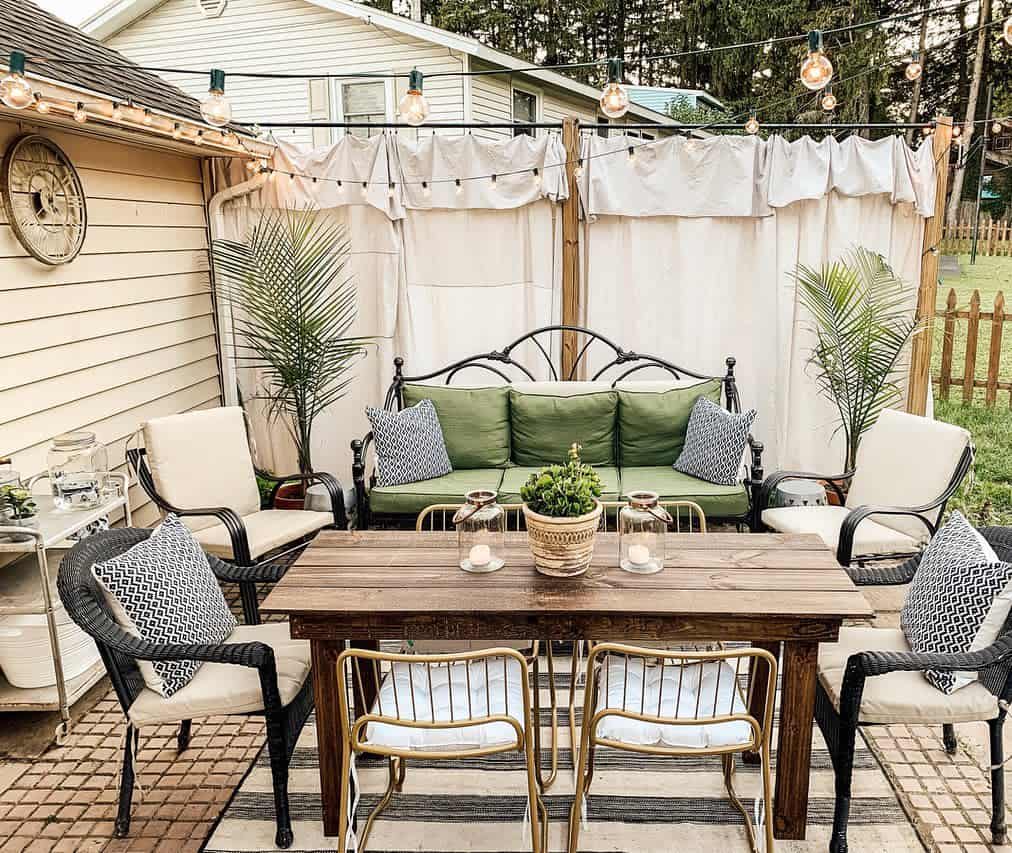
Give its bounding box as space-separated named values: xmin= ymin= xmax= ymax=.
xmin=36 ymin=1 xmax=108 ymax=25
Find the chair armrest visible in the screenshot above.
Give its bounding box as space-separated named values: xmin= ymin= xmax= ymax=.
xmin=759 ymin=469 xmax=854 ymax=510
xmin=851 ymin=634 xmax=1012 ymax=677
xmin=846 ymin=552 xmax=921 ymax=586
xmin=208 ymin=552 xmax=287 ymax=585
xmin=351 ymin=433 xmax=374 ymax=529
xmin=255 ymin=469 xmax=347 ymax=529
xmin=171 ymin=506 xmax=253 ymax=565
xmin=836 ymin=504 xmax=934 ymax=566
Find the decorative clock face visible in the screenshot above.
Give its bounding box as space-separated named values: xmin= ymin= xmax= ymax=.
xmin=1 ymin=134 xmax=87 ymax=265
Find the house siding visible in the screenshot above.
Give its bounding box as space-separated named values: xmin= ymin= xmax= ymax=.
xmin=0 ymin=120 xmax=221 ymax=528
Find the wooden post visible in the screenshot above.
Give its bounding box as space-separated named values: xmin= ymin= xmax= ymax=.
xmin=986 ymin=292 xmax=1004 ymax=407
xmin=560 ymin=116 xmax=581 ymax=379
xmin=939 ymin=288 xmax=956 ymax=400
xmin=963 ymin=289 xmax=981 ymax=404
xmin=908 ymin=117 xmax=952 ymax=416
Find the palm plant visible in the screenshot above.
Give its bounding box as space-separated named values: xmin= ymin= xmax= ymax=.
xmin=794 ymin=246 xmax=922 ymax=472
xmin=213 ymin=208 xmax=369 ymax=475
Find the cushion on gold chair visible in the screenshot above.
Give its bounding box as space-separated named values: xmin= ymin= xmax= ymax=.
xmin=127 ymin=622 xmax=311 ymax=726
xmin=364 ymin=658 xmax=526 ymax=752
xmin=761 ymin=505 xmax=921 ymax=557
xmin=193 ymin=509 xmax=332 ymax=559
xmin=817 ymin=626 xmax=999 ymax=725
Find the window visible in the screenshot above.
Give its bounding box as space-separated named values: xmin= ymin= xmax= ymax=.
xmin=512 ymin=87 xmax=540 ymax=136
xmin=338 ymin=80 xmax=388 ymax=139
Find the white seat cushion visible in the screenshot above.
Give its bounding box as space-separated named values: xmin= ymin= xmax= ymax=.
xmin=364 ymin=658 xmax=525 ymax=752
xmin=128 ymin=622 xmax=310 ymax=726
xmin=761 ymin=505 xmax=921 ymax=558
xmin=817 ymin=626 xmax=999 ymax=724
xmin=594 ymin=657 xmax=754 ymax=749
xmin=193 ymin=509 xmax=332 ymax=559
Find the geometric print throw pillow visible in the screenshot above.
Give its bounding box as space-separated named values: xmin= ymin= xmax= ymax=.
xmin=366 ymin=399 xmax=452 ymax=487
xmin=900 ymin=511 xmax=1012 ymax=694
xmin=91 ymin=514 xmax=237 ymax=698
xmin=673 ymin=396 xmax=756 ymax=486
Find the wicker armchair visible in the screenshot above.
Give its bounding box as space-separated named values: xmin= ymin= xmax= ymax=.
xmin=57 ymin=528 xmax=314 ymax=850
xmin=816 ymin=526 xmax=1012 ymax=853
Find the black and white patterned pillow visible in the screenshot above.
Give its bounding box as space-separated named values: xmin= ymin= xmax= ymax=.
xmin=92 ymin=514 xmax=237 ymax=697
xmin=673 ymin=396 xmax=756 ymax=486
xmin=901 ymin=511 xmax=1012 ymax=694
xmin=367 ymin=399 xmax=452 ymax=487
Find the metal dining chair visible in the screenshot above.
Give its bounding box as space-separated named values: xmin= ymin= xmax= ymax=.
xmin=336 ymin=646 xmax=547 ymax=853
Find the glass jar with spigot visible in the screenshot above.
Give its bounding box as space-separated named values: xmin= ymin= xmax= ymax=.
xmin=618 ymin=491 xmax=672 ymax=574
xmin=453 ymin=490 xmax=505 ymax=573
xmin=47 ymin=432 xmax=110 ymax=510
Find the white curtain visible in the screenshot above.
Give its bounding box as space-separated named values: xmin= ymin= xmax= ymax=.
xmin=579 ymin=133 xmax=934 ymax=473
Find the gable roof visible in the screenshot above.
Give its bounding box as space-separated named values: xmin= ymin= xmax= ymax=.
xmin=2 ymin=0 xmax=226 ymax=130
xmin=83 ymin=0 xmax=676 ymax=126
xmin=628 ymin=86 xmax=724 ymax=115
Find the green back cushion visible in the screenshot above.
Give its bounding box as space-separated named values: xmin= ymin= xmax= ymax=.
xmin=401 ymin=384 xmax=510 ymax=469
xmin=509 ymin=390 xmax=618 ymax=466
xmin=617 ymin=379 xmax=723 ymax=467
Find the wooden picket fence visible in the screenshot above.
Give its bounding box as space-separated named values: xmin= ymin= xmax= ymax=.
xmin=940 ymin=218 xmax=1012 ymax=256
xmin=935 ymin=287 xmax=1011 ymax=406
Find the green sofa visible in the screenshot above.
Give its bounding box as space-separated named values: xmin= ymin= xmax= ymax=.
xmin=352 ymin=328 xmax=764 ymax=530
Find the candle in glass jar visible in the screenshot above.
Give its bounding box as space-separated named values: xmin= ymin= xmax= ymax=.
xmin=627 ymin=543 xmax=651 ymax=566
xmin=469 ymin=544 xmax=492 ymax=567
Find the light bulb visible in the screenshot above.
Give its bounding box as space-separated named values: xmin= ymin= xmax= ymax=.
xmin=171 ymin=122 xmax=183 ymax=139
xmin=532 ymin=167 xmax=541 ymax=187
xmin=142 ymin=108 xmax=154 ymax=125
xmin=905 ymin=53 xmax=923 ymax=82
xmin=194 ymin=130 xmax=204 ymax=145
xmin=422 ymin=181 xmax=431 ymax=197
xmin=398 ymin=69 xmax=429 ymax=126
xmin=388 ymin=182 xmax=396 ymax=198
xmin=821 ymin=89 xmax=837 ymax=111
xmin=574 ymin=161 xmax=585 ymax=179
xmin=800 ymin=31 xmax=833 ymax=91
xmin=200 ymin=69 xmax=232 ymax=127
xmin=111 ymin=101 xmax=124 ymax=121
xmin=745 ymin=113 xmax=760 ymax=135
xmin=245 ymin=159 xmax=258 ymax=173
xmin=34 ymin=95 xmax=50 ymax=114
xmin=599 ymin=58 xmax=629 ymax=119
xmin=455 ymin=178 xmax=463 ymax=195
xmin=73 ymin=102 xmax=87 ymax=123
xmin=1004 ymin=16 xmax=1012 ymax=47
xmin=922 ymin=125 xmax=933 ymax=136
xmin=361 ymin=181 xmax=368 ymax=197
xmin=490 ymin=173 xmax=497 ymax=188
xmin=627 ymin=145 xmax=636 ymax=162
xmin=993 ymin=121 xmax=1003 ymax=135
xmin=952 ymin=124 xmax=962 ymax=138
xmin=1 ymin=52 xmax=33 ymax=110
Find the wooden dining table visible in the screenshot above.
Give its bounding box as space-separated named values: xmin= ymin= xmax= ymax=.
xmin=262 ymin=529 xmax=873 ymax=842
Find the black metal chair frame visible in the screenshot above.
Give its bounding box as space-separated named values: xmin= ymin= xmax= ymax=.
xmin=352 ymin=324 xmax=765 ymax=530
xmin=758 ymin=443 xmax=974 ymax=565
xmin=816 ymin=525 xmax=1012 ymax=853
xmin=57 ymin=528 xmax=313 ymax=849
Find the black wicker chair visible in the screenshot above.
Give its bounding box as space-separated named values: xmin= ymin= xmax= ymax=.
xmin=816 ymin=526 xmax=1012 ymax=852
xmin=57 ymin=528 xmax=314 ymax=849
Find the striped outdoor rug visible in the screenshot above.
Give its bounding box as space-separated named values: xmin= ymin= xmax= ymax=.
xmin=203 ymin=655 xmax=924 ymax=852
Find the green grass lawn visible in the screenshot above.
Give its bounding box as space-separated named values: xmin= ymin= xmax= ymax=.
xmin=932 ymin=254 xmax=1012 ymax=526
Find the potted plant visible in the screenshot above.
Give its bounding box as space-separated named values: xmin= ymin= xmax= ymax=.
xmin=793 ymin=246 xmax=923 ymax=497
xmin=213 ymin=208 xmax=370 ymax=509
xmin=0 ymin=485 xmax=38 ymax=541
xmin=521 ymin=443 xmax=603 ymax=577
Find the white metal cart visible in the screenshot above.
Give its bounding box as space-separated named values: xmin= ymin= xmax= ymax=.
xmin=0 ymin=472 xmax=130 ymax=742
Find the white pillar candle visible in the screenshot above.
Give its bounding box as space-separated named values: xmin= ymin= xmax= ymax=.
xmin=627 ymin=543 xmax=651 ymax=566
xmin=469 ymin=544 xmax=492 ymax=567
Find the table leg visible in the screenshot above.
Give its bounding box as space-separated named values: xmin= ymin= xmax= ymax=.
xmin=743 ymin=641 xmax=780 ymax=766
xmin=351 ymin=640 xmax=380 ymax=720
xmin=311 ymin=640 xmax=345 ymax=837
xmin=774 ymin=640 xmax=818 ymax=841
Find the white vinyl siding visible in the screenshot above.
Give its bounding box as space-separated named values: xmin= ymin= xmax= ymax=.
xmin=0 ymin=120 xmax=221 ymax=529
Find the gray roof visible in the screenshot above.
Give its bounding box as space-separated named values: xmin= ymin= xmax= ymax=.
xmin=0 ymin=0 xmax=222 ymax=129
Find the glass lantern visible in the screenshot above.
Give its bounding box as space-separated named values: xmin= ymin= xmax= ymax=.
xmin=47 ymin=432 xmax=110 ymax=511
xmin=453 ymin=490 xmax=505 ymax=573
xmin=619 ymin=491 xmax=672 ymax=574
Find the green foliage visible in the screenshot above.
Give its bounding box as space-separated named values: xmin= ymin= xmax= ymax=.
xmin=520 ymin=443 xmax=603 ymax=517
xmin=213 ymin=209 xmax=371 ymax=475
xmin=794 ymin=246 xmax=922 ymax=471
xmin=665 ymin=99 xmax=725 ymax=125
xmin=0 ymin=485 xmax=36 ymax=520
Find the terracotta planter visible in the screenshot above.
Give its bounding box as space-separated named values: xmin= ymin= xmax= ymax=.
xmin=523 ymin=501 xmax=602 ymax=578
xmin=273 ymin=482 xmax=306 ymax=510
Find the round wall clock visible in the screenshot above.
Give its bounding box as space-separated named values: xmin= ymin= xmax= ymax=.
xmin=1 ymin=134 xmax=87 ymax=265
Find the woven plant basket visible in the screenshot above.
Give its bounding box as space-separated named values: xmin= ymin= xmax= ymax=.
xmin=522 ymin=501 xmax=602 ymax=577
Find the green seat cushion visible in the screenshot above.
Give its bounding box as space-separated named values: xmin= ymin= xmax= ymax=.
xmin=510 ymin=390 xmax=618 ymax=466
xmin=617 ymin=379 xmax=722 ymax=467
xmin=620 ymin=466 xmax=749 ymax=520
xmin=369 ymin=469 xmax=505 ymax=517
xmin=499 ymin=466 xmax=621 ymax=504
xmin=402 ymin=384 xmax=510 ymax=469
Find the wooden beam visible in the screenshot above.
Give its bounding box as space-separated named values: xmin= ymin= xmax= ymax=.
xmin=908 ymin=116 xmax=952 ymax=415
xmin=561 ymin=116 xmax=581 ymax=379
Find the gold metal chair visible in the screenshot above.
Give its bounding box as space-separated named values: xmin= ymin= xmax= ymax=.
xmin=568 ymin=642 xmax=776 ymax=853
xmin=336 ymin=647 xmax=548 ymax=853
xmin=414 ymin=503 xmax=560 ymax=792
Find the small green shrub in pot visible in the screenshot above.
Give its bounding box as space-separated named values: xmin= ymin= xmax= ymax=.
xmin=521 ymin=444 xmax=604 ymax=578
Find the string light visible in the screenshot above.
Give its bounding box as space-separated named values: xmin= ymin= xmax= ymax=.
xmin=905 ymin=51 xmax=923 ymax=81
xmin=800 ymin=30 xmax=833 ymax=90
xmin=142 ymin=108 xmax=154 ymax=125
xmin=532 ymin=167 xmax=541 ymax=187
xmin=361 ymin=181 xmax=368 ymax=197
xmin=455 ymin=178 xmax=463 ymax=195
xmin=73 ymin=102 xmax=87 ymax=123
xmin=490 ymin=173 xmax=497 ymax=188
xmin=574 ymin=159 xmax=585 ymax=178
xmin=745 ymin=110 xmax=760 ymax=135
xmin=387 ymin=181 xmax=396 ymax=197
xmin=1 ymin=51 xmax=33 ymax=109
xmin=171 ymin=122 xmax=183 ymax=139
xmin=201 ymin=68 xmax=232 ymax=127
xmin=399 ymin=68 xmax=429 ymax=126
xmin=821 ymin=86 xmax=837 ymax=111
xmin=1004 ymin=16 xmax=1012 ymax=46
xmin=194 ymin=130 xmax=204 ymax=145
xmin=922 ymin=124 xmax=933 ymax=136
xmin=599 ymin=58 xmax=630 ymax=119
xmin=993 ymin=121 xmax=1004 ymax=135
xmin=422 ymin=180 xmax=431 ymax=197
xmin=33 ymin=93 xmax=50 ymax=114
xmin=627 ymin=145 xmax=636 ymax=162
